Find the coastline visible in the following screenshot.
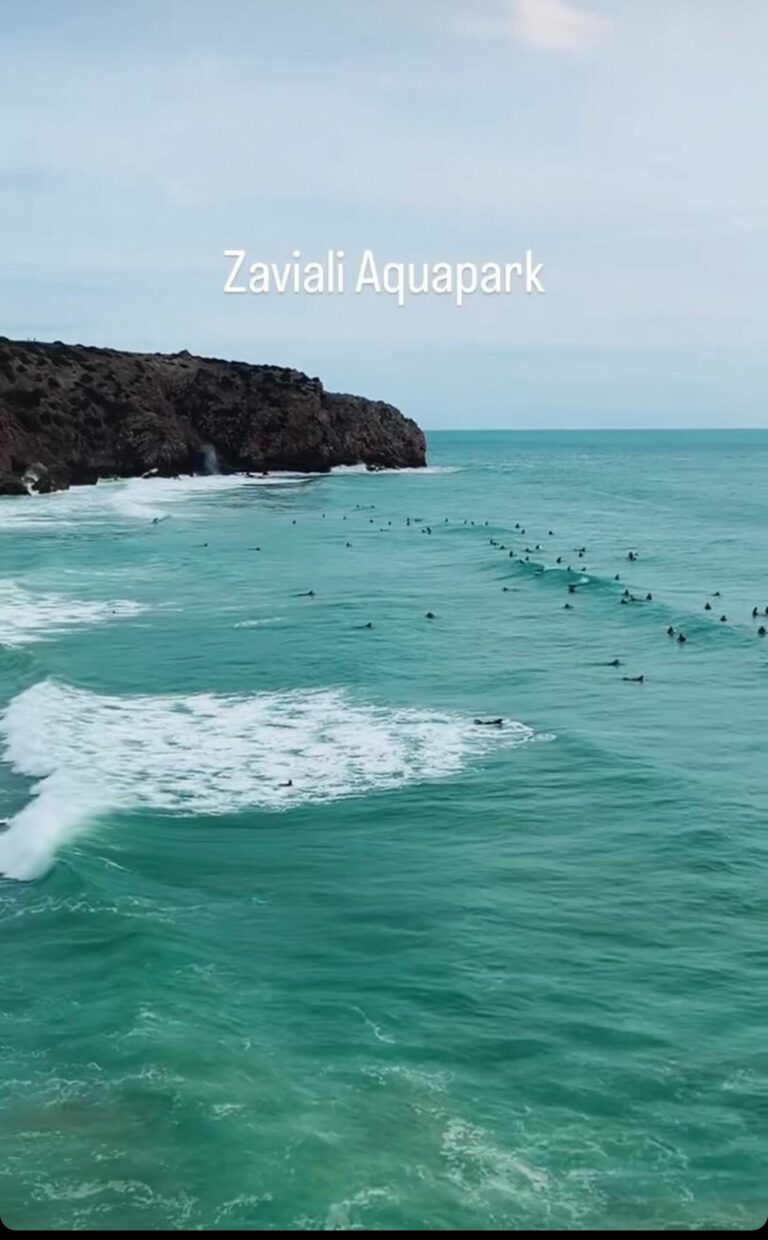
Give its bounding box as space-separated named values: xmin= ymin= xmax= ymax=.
xmin=0 ymin=336 xmax=427 ymax=496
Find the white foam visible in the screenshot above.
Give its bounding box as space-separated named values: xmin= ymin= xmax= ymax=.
xmin=108 ymin=474 xmax=257 ymax=523
xmin=0 ymin=582 xmax=144 ymax=646
xmin=110 ymin=481 xmax=168 ymax=523
xmin=441 ymin=1118 xmax=550 ymax=1201
xmin=1 ymin=465 xmax=459 ymax=534
xmin=126 ymin=473 xmax=311 ymax=501
xmin=0 ymin=680 xmax=537 ymax=880
xmin=107 ymin=473 xmax=321 ymax=522
xmin=331 ymin=464 xmax=459 ymax=475
xmin=0 ymin=484 xmax=113 ymax=531
xmin=233 ymin=617 xmax=285 ymax=628
xmin=0 ymin=472 xmax=312 ymax=534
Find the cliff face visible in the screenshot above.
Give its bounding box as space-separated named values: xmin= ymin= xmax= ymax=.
xmin=0 ymin=338 xmax=426 ymax=494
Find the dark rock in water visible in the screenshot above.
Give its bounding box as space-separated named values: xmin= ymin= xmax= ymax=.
xmin=0 ymin=336 xmax=427 ymax=494
xmin=31 ymin=474 xmax=57 ymax=494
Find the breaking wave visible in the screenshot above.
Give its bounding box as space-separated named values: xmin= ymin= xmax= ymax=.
xmin=0 ymin=582 xmax=144 ymax=646
xmin=0 ymin=680 xmax=538 ymax=880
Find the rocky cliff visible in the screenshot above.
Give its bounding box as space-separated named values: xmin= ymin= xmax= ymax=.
xmin=0 ymin=338 xmax=426 ymax=494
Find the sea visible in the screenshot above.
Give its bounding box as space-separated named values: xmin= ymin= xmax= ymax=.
xmin=0 ymin=431 xmax=765 ymax=1230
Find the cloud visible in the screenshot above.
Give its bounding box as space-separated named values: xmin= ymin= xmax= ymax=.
xmin=463 ymin=0 xmax=609 ymax=55
xmin=512 ymin=0 xmax=608 ymax=52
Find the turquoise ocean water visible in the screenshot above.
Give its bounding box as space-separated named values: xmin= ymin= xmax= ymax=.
xmin=0 ymin=431 xmax=766 ymax=1230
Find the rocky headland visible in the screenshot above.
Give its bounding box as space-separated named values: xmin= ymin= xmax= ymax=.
xmin=0 ymin=337 xmax=426 ymax=495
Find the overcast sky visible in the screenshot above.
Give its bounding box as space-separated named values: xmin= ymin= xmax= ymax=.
xmin=2 ymin=0 xmax=767 ymax=427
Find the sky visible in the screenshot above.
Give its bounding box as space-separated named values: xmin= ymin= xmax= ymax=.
xmin=1 ymin=0 xmax=767 ymax=428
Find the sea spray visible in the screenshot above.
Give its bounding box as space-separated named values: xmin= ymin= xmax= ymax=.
xmin=0 ymin=778 xmax=111 ymax=881
xmin=202 ymin=444 xmax=221 ymax=475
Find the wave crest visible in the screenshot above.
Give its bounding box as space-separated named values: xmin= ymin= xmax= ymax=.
xmin=0 ymin=680 xmax=536 ymax=880
xmin=0 ymin=582 xmax=143 ymax=646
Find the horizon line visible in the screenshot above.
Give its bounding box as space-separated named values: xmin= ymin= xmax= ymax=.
xmin=422 ymin=425 xmax=768 ymax=433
